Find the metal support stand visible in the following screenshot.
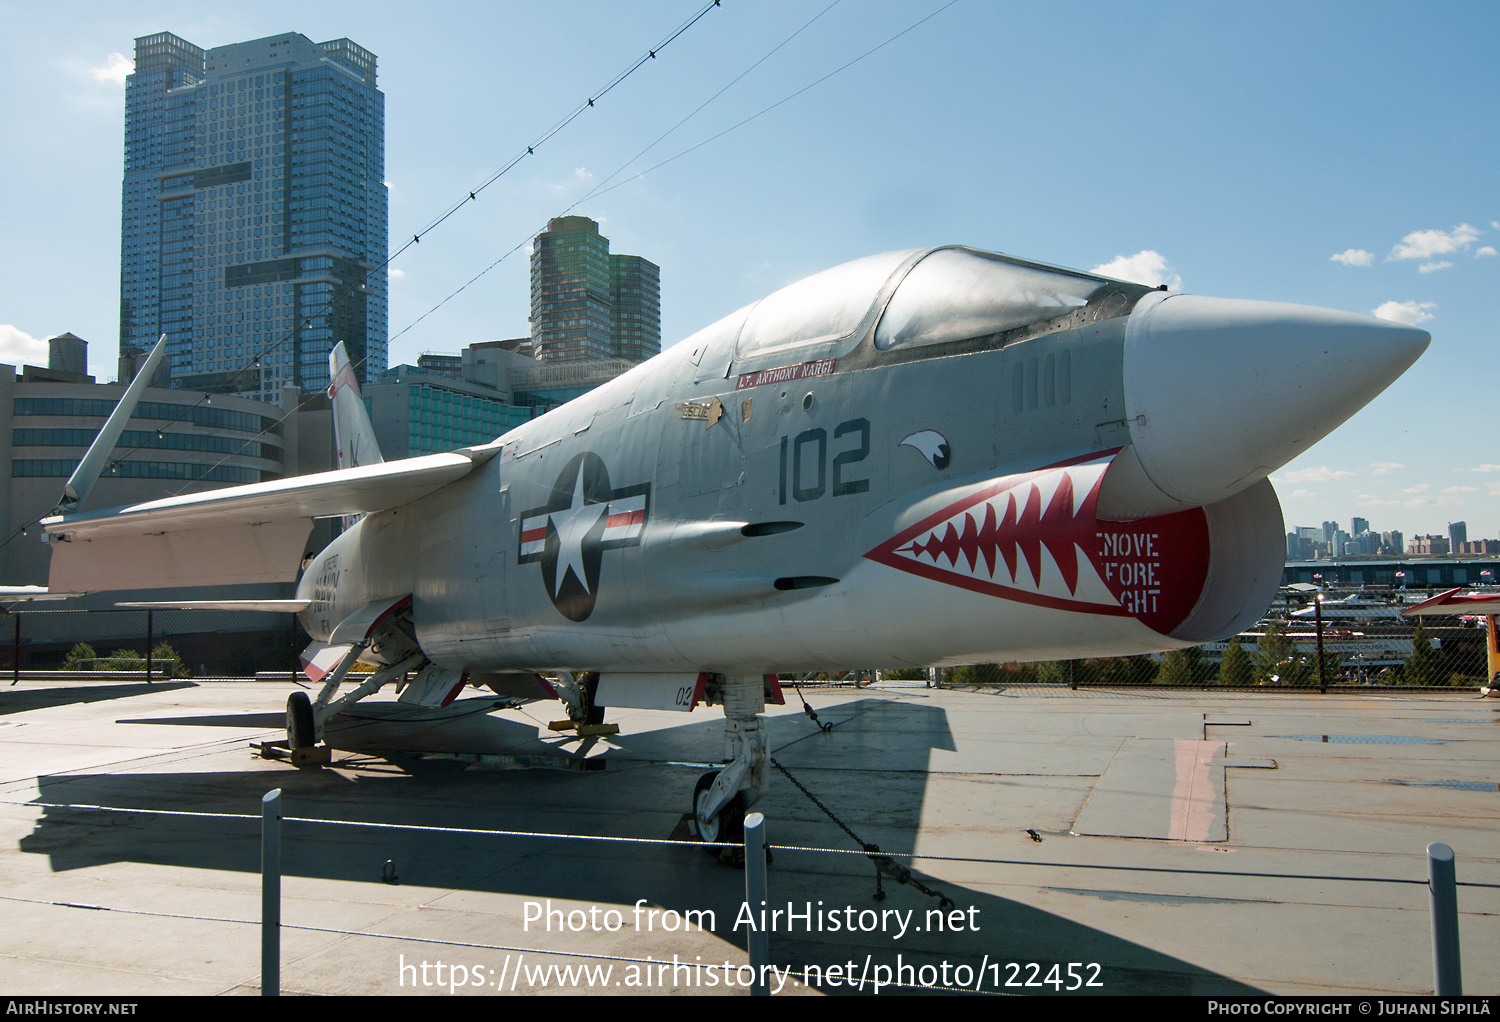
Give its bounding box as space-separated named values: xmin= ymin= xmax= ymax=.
xmin=1428 ymin=842 xmax=1461 ymax=995
xmin=1315 ymin=597 xmax=1326 ymax=693
xmin=145 ymin=610 xmax=153 ymax=683
xmin=288 ymin=613 xmax=299 ymax=686
xmin=744 ymin=812 xmax=768 ymax=996
xmin=11 ymin=613 xmax=19 ymax=686
xmin=261 ymin=789 xmax=282 ymax=996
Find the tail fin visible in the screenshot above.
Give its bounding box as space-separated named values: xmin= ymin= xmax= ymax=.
xmin=328 ymin=342 xmax=383 ymax=470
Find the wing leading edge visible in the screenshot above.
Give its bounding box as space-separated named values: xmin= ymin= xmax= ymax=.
xmin=41 ymin=444 xmax=499 ymax=592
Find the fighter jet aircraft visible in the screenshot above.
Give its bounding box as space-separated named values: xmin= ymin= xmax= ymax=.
xmin=40 ymin=246 xmax=1429 ymax=840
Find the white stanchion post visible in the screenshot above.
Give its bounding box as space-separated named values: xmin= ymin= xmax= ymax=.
xmin=1428 ymin=842 xmax=1461 ymax=995
xmin=744 ymin=811 xmax=769 ymax=996
xmin=262 ymin=789 xmax=282 ymax=996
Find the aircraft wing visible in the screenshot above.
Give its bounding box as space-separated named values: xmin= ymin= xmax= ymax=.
xmin=41 ymin=445 xmax=499 ymax=592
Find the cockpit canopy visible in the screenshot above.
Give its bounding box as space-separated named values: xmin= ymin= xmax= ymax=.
xmin=874 ymin=249 xmax=1108 ymax=351
xmin=729 ymin=246 xmax=1121 ymax=369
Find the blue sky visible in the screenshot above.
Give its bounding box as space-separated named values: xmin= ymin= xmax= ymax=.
xmin=1 ymin=1 xmax=1495 ymax=541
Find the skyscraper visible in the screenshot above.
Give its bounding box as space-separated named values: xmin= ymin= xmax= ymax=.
xmin=1449 ymin=521 xmax=1467 ymax=551
xmin=529 ymin=217 xmax=659 ymax=363
xmin=610 ymin=254 xmax=662 ymax=363
xmin=120 ymin=31 xmax=388 ymax=400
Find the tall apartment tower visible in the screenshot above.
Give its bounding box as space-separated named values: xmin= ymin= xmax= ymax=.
xmin=610 ymin=254 xmax=662 ymax=363
xmin=1448 ymin=521 xmax=1467 ymax=551
xmin=120 ymin=31 xmax=388 ymax=400
xmin=529 ymin=216 xmax=659 ymax=363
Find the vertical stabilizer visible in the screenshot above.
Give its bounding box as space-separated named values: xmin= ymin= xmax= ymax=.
xmin=328 ymin=342 xmax=384 ymax=470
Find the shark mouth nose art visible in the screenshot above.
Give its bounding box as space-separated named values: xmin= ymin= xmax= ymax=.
xmin=864 ymin=456 xmax=1211 ymax=635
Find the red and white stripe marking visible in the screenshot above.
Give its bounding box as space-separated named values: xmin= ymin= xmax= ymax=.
xmin=520 ymin=493 xmax=647 ymax=557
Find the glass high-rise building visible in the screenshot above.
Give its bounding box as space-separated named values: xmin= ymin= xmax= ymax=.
xmin=120 ymin=31 xmax=388 ymax=400
xmin=529 ymin=216 xmax=659 ymax=363
xmin=609 ymin=254 xmax=662 ymax=363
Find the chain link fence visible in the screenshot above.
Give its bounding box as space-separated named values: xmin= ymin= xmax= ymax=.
xmin=908 ymin=609 xmax=1493 ymax=690
xmin=5 ymin=592 xmax=1492 ymax=690
xmin=2 ymin=607 xmax=303 ymax=680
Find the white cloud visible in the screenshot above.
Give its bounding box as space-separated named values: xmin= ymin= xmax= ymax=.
xmin=1373 ymin=300 xmax=1436 ymax=325
xmin=388 ymin=267 xmax=406 ymax=280
xmin=1441 ymin=486 xmax=1478 ymax=495
xmin=90 ymin=52 xmax=131 ymax=85
xmin=1329 ymin=248 xmax=1374 ymax=267
xmin=1091 ymin=250 xmax=1181 ymax=290
xmin=1282 ymin=466 xmax=1356 ymax=483
xmin=1369 ymin=462 xmax=1403 ymax=475
xmin=1477 ymin=246 xmax=1497 ymax=258
xmin=1362 ymin=484 xmax=1464 ymax=508
xmin=574 ymin=167 xmax=593 ymax=183
xmin=1288 ymin=488 xmax=1317 ymax=498
xmin=1389 ymin=223 xmax=1481 ymax=261
xmin=0 ymin=324 xmax=48 ymax=367
xmin=1418 ymin=261 xmax=1453 ymax=274
xmin=1464 ymin=464 xmax=1500 ymax=473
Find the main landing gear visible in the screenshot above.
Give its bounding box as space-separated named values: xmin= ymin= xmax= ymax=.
xmin=693 ymin=675 xmax=769 ymax=854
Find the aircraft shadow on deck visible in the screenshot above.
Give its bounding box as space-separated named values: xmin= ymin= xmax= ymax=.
xmin=21 ymin=696 xmax=1261 ymax=995
xmin=1 ymin=681 xmax=196 ymax=715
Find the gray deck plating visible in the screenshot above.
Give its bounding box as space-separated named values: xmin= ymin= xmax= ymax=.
xmin=0 ymin=680 xmax=1495 ymax=995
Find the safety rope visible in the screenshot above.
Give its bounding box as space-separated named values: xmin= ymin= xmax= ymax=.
xmin=770 ymin=757 xmax=954 ymax=909
xmin=790 ymin=679 xmax=833 ymax=732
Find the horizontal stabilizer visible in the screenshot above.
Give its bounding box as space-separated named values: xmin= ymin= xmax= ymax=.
xmin=116 ymin=600 xmax=311 ymax=612
xmin=42 ymin=445 xmax=497 ymax=592
xmin=0 ymin=586 xmax=83 ymax=602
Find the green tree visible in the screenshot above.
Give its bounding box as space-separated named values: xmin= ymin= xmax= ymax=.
xmin=1403 ymin=620 xmax=1443 ymax=686
xmin=151 ymin=641 xmax=187 ymax=679
xmin=1315 ymin=650 xmax=1341 ymax=688
xmin=947 ymin=663 xmax=1003 ymax=686
xmin=1219 ymin=637 xmax=1255 ymax=687
xmin=882 ymin=668 xmax=927 ymax=681
xmin=1255 ymin=619 xmax=1311 ymax=686
xmin=62 ymin=642 xmax=97 ymax=671
xmin=100 ymin=649 xmax=145 ymax=672
xmin=1155 ymin=646 xmax=1205 ymax=685
xmin=1035 ymin=660 xmax=1071 ymax=685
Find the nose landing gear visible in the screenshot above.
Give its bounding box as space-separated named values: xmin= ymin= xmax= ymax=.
xmin=691 ymin=675 xmax=769 ymax=856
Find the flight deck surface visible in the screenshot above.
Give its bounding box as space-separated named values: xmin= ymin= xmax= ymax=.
xmin=0 ymin=679 xmax=1494 ymax=996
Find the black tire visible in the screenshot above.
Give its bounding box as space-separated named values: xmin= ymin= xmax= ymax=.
xmin=693 ymin=770 xmax=745 ymax=850
xmin=574 ymin=672 xmax=605 ymax=727
xmin=286 ymin=691 xmax=315 ymax=749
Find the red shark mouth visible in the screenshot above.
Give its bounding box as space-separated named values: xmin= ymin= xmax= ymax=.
xmin=864 ymin=456 xmax=1210 ymax=636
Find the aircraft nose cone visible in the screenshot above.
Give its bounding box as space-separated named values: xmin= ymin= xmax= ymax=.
xmin=1120 ymin=292 xmax=1428 ymax=508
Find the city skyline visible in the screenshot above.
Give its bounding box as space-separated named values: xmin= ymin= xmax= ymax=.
xmin=1 ymin=2 xmax=1495 ymax=537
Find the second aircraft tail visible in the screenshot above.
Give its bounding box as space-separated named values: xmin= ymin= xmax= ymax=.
xmin=328 ymin=341 xmax=384 ymax=470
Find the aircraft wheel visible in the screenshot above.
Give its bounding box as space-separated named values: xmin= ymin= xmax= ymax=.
xmin=693 ymin=771 xmax=744 ymax=851
xmin=572 ymin=672 xmax=605 ymax=727
xmin=286 ymin=691 xmax=315 ymax=749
